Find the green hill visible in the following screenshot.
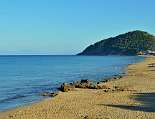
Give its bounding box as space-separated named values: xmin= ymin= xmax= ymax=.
xmin=78 ymin=30 xmax=155 ymax=55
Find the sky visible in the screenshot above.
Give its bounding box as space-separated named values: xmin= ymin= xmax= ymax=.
xmin=0 ymin=0 xmax=155 ymax=55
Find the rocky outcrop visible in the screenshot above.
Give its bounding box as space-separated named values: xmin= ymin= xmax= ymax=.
xmin=59 ymin=79 xmax=109 ymax=92
xmin=41 ymin=77 xmax=128 ymax=97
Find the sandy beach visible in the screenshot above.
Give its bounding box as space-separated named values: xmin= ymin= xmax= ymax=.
xmin=0 ymin=56 xmax=155 ymax=119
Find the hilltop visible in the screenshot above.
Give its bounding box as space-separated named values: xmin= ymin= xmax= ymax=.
xmin=78 ymin=30 xmax=155 ymax=55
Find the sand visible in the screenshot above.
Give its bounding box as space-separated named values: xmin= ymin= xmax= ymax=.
xmin=0 ymin=56 xmax=155 ymax=119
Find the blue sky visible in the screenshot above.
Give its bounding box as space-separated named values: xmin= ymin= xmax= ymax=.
xmin=0 ymin=0 xmax=155 ymax=55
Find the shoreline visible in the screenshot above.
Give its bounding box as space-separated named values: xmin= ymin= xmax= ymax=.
xmin=0 ymin=56 xmax=142 ymax=112
xmin=1 ymin=56 xmax=155 ymax=119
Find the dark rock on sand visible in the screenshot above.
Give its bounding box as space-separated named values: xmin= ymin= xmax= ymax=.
xmin=59 ymin=79 xmax=109 ymax=92
xmin=148 ymin=63 xmax=155 ymax=67
xmin=113 ymin=75 xmax=123 ymax=80
xmin=114 ymin=86 xmax=125 ymax=91
xmin=73 ymin=79 xmax=95 ymax=89
xmin=59 ymin=83 xmax=75 ymax=92
xmin=41 ymin=92 xmax=59 ymax=97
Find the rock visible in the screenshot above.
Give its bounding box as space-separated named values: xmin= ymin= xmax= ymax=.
xmin=59 ymin=79 xmax=111 ymax=92
xmin=118 ymin=75 xmax=123 ymax=78
xmin=148 ymin=63 xmax=155 ymax=67
xmin=95 ymin=84 xmax=108 ymax=89
xmin=41 ymin=91 xmax=59 ymax=97
xmin=87 ymin=83 xmax=96 ymax=89
xmin=80 ymin=79 xmax=90 ymax=83
xmin=59 ymin=80 xmax=94 ymax=91
xmin=114 ymin=86 xmax=125 ymax=91
xmin=59 ymin=83 xmax=75 ymax=92
xmin=41 ymin=92 xmax=51 ymax=96
xmin=74 ymin=80 xmax=109 ymax=89
xmin=101 ymin=78 xmax=110 ymax=83
xmin=73 ymin=80 xmax=95 ymax=89
xmin=51 ymin=92 xmax=59 ymax=97
xmin=104 ymin=89 xmax=109 ymax=92
xmin=83 ymin=115 xmax=89 ymax=119
xmin=113 ymin=75 xmax=123 ymax=80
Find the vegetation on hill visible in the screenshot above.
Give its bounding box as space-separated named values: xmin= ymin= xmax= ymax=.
xmin=78 ymin=30 xmax=155 ymax=55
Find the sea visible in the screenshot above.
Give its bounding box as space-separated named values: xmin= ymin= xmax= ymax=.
xmin=0 ymin=55 xmax=144 ymax=111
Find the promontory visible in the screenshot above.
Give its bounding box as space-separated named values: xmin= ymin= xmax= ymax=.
xmin=78 ymin=30 xmax=155 ymax=55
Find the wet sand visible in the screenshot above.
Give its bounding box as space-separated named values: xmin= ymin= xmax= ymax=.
xmin=0 ymin=56 xmax=155 ymax=119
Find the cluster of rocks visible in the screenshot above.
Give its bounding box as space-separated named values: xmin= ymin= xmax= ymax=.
xmin=148 ymin=63 xmax=155 ymax=67
xmin=41 ymin=75 xmax=125 ymax=97
xmin=41 ymin=91 xmax=59 ymax=97
xmin=59 ymin=79 xmax=108 ymax=92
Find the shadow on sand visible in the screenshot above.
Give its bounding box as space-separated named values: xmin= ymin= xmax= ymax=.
xmin=103 ymin=92 xmax=155 ymax=112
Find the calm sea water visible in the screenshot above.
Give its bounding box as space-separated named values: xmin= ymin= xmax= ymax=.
xmin=0 ymin=55 xmax=144 ymax=111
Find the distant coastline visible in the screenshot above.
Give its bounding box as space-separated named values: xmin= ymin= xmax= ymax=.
xmin=78 ymin=30 xmax=155 ymax=56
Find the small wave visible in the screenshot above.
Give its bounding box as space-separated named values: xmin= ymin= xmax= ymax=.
xmin=0 ymin=95 xmax=26 ymax=103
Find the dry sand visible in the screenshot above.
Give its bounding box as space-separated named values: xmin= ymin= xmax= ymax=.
xmin=0 ymin=56 xmax=155 ymax=119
